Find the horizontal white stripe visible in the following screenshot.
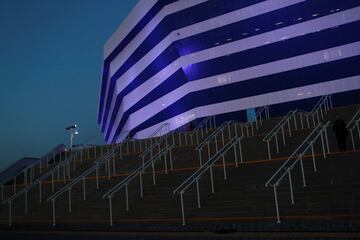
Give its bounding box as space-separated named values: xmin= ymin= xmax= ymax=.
xmin=104 ymin=0 xmax=157 ymax=58
xmin=131 ymin=76 xmax=360 ymax=140
xmin=105 ymin=7 xmax=360 ymax=139
xmin=122 ymin=6 xmax=360 ymax=110
xmin=107 ymin=41 xmax=360 ymax=141
xmin=103 ymin=0 xmax=306 ymax=130
xmin=113 ymin=0 xmax=305 ymax=94
xmin=101 ymin=0 xmax=207 ymax=126
xmin=109 ymin=0 xmax=208 ymax=76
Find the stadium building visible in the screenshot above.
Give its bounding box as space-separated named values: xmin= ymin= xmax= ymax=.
xmin=2 ymin=1 xmax=360 ymax=238
xmin=98 ymin=0 xmax=360 ymax=143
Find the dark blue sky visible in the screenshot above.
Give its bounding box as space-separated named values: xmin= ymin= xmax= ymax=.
xmin=0 ymin=0 xmax=138 ymax=170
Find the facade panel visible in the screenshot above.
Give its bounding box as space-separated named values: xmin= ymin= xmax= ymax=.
xmin=99 ymin=0 xmax=360 ymax=143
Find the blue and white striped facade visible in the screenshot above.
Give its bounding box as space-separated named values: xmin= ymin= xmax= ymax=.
xmin=98 ymin=0 xmax=360 ymax=143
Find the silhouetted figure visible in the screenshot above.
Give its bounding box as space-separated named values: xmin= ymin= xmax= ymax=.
xmin=333 ymin=113 xmax=348 ymax=152
xmin=187 ymin=121 xmax=193 ymax=131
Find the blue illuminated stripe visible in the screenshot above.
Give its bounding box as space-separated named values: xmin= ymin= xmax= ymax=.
xmin=128 ymin=56 xmax=360 ymax=139
xmin=102 ymin=0 xmax=360 ymax=135
xmin=100 ymin=0 xmax=267 ymax=129
xmin=105 ymin=20 xmax=360 ymax=141
xmin=98 ymin=0 xmax=177 ymax=123
xmin=103 ymin=0 xmax=360 ymax=135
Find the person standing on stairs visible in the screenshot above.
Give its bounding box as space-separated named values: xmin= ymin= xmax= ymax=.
xmin=332 ymin=113 xmax=348 ymax=152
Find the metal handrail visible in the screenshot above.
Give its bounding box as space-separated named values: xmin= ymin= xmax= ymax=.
xmin=103 ymin=144 xmax=174 ymax=226
xmin=149 ymin=122 xmax=170 ymax=138
xmin=262 ymin=95 xmax=332 ymax=160
xmin=255 ymin=105 xmax=270 ymax=124
xmin=265 ymin=121 xmax=330 ymax=223
xmin=196 ymin=122 xmax=228 ymax=151
xmin=263 ymin=111 xmax=295 ymax=142
xmin=3 ymin=151 xmax=75 ymax=204
xmin=173 ymin=135 xmax=244 ymax=225
xmin=46 ymin=148 xmax=116 ymax=203
xmin=347 ymin=107 xmax=360 ymax=130
xmin=310 ymin=95 xmax=332 ymax=123
xmin=4 ymin=151 xmax=78 ymax=226
xmin=139 ymin=135 xmax=167 ymax=158
xmin=196 ymin=121 xmax=242 ymax=167
xmin=347 ymin=108 xmax=360 ymax=150
xmin=182 ymin=116 xmax=216 ymax=145
xmin=1 ymin=147 xmax=68 ymax=202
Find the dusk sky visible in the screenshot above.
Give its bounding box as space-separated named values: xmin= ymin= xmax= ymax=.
xmin=0 ymin=0 xmax=138 ymax=170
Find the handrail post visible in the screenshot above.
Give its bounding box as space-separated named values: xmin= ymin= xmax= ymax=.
xmin=324 ymin=128 xmax=330 ymax=154
xmin=196 ymin=179 xmax=201 ymax=208
xmin=306 ymin=115 xmax=310 ymax=128
xmin=282 ymin=127 xmax=286 ymax=145
xmin=300 ymin=113 xmax=304 ymax=129
xmin=109 ymin=196 xmax=113 ymax=226
xmin=250 ymin=122 xmax=254 ymax=136
xmin=83 ymin=177 xmax=86 ymax=200
xmin=180 ymin=192 xmax=186 ymax=226
xmin=287 ymin=120 xmax=292 ymax=137
xmin=107 ymin=159 xmax=111 ymax=180
xmin=239 ymin=140 xmax=243 ymax=163
xmin=139 ymin=173 xmax=143 ymax=198
xmin=169 ymin=149 xmax=173 ymax=171
xmin=350 ymin=130 xmax=355 ymax=151
xmin=151 ymin=162 xmax=156 ymax=185
xmin=273 ymin=185 xmax=280 ymax=223
xmin=300 ymin=157 xmax=306 ymax=187
xmin=96 ymin=167 xmax=99 ymax=190
xmin=293 ymin=113 xmax=297 ymax=131
xmin=112 ymin=147 xmax=116 ymax=176
xmin=210 ymin=166 xmax=215 ymax=193
xmin=52 ymin=199 xmax=56 ymax=226
xmin=234 ymin=143 xmax=238 ymax=167
xmin=125 ymin=184 xmax=129 ymax=211
xmin=69 ymin=188 xmax=72 ymax=212
xmin=164 ymin=151 xmax=168 ymax=174
xmin=227 ymin=123 xmax=231 ymax=139
xmin=198 ymin=149 xmax=202 ymax=167
xmin=311 ymin=143 xmax=317 ymax=172
xmin=267 ymin=141 xmax=271 ymax=160
xmin=221 ymin=129 xmax=225 ymax=145
xmin=288 ymin=171 xmax=294 ymax=204
xmin=275 ymin=133 xmax=279 ymax=153
xmin=222 ymin=154 xmax=227 ymax=180
xmin=320 ymin=131 xmax=326 ymax=159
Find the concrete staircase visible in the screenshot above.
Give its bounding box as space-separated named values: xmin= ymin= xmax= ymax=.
xmin=0 ymin=104 xmax=359 ymax=232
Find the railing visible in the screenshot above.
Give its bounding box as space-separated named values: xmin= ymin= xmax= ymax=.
xmin=140 ymin=133 xmax=169 ymax=171
xmin=196 ymin=122 xmax=229 ymax=167
xmin=0 ymin=148 xmax=69 ymax=204
xmin=103 ymin=144 xmax=174 ymax=226
xmin=4 ymin=151 xmax=77 ymax=226
xmin=47 ymin=147 xmax=117 ymax=226
xmin=309 ymin=95 xmax=332 ymax=126
xmin=263 ymin=110 xmax=310 ymax=160
xmin=263 ymin=95 xmax=332 ymax=160
xmin=347 ymin=108 xmax=360 ymax=151
xmin=148 ymin=122 xmax=170 ymax=139
xmin=265 ymin=121 xmax=330 ymax=223
xmin=173 ymin=135 xmax=244 ymax=226
xmin=175 ymin=116 xmax=216 ymax=146
xmin=254 ymin=105 xmax=270 ymax=130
